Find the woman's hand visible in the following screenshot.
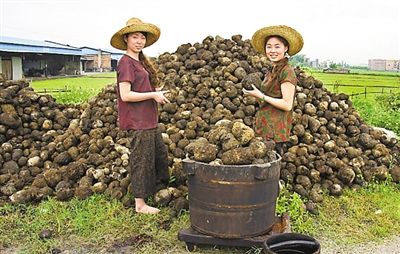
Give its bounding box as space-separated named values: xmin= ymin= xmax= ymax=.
xmin=242 ymin=84 xmax=264 ymax=100
xmin=243 ymin=82 xmax=295 ymax=111
xmin=153 ymin=90 xmax=170 ymax=104
xmin=155 ymin=86 xmax=164 ymax=91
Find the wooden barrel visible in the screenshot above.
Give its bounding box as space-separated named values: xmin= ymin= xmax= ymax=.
xmin=183 ymin=155 xmax=281 ymax=238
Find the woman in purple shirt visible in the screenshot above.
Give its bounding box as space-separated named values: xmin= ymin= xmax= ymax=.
xmin=110 ymin=17 xmax=169 ymax=214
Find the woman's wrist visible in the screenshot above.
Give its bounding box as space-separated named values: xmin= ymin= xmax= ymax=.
xmin=259 ymin=94 xmax=266 ymax=102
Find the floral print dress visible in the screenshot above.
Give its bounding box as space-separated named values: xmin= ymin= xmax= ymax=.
xmin=254 ymin=64 xmax=297 ymax=142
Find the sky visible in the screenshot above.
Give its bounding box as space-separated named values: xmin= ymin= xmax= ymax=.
xmin=1 ymin=0 xmax=399 ymax=66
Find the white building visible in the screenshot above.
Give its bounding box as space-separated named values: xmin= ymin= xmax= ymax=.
xmin=368 ymin=59 xmax=400 ymax=71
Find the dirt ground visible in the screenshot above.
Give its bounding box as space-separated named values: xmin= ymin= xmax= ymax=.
xmin=1 ymin=235 xmax=400 ymax=253
xmin=318 ymin=235 xmax=400 ymax=254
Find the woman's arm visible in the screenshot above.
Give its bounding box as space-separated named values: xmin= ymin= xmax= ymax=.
xmin=242 ymin=82 xmax=295 ymax=111
xmin=119 ymin=82 xmax=170 ymax=104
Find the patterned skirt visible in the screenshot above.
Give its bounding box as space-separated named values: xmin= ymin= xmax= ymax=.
xmin=128 ymin=127 xmax=169 ymax=198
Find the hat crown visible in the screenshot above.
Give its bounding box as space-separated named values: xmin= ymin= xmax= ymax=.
xmin=251 ymin=25 xmax=304 ymax=56
xmin=126 ymin=17 xmax=143 ymax=26
xmin=110 ymin=17 xmax=160 ymax=50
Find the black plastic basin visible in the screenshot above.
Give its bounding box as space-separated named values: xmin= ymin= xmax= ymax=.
xmin=263 ymin=233 xmax=320 ymax=254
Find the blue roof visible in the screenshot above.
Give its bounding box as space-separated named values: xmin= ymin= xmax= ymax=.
xmin=80 ymin=47 xmax=105 ymax=55
xmin=0 ymin=36 xmax=83 ymax=55
xmin=106 ymin=48 xmax=124 ymax=61
xmin=80 ymin=46 xmax=123 ymax=60
xmin=80 ymin=46 xmax=124 ymax=55
xmin=110 ymin=53 xmax=123 ymax=61
xmin=103 ymin=48 xmax=125 ymax=55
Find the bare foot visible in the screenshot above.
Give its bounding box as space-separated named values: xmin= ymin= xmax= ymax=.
xmin=136 ymin=205 xmax=160 ymax=214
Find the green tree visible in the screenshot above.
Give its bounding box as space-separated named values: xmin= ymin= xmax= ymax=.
xmin=329 ymin=63 xmax=338 ymax=69
xmin=289 ymin=54 xmax=306 ymax=66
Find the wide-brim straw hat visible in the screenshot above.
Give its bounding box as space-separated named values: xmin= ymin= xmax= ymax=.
xmin=251 ymin=25 xmax=303 ymax=56
xmin=110 ymin=17 xmax=160 ymax=50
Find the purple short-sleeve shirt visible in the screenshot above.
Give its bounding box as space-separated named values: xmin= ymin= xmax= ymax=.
xmin=116 ymin=55 xmax=158 ymax=130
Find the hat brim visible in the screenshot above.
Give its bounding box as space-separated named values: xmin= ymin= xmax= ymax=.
xmin=110 ymin=23 xmax=160 ymax=50
xmin=251 ymin=25 xmax=303 ymax=56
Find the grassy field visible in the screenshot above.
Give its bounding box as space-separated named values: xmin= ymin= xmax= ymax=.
xmin=305 ymin=68 xmax=400 ymax=96
xmin=315 ymin=181 xmax=400 ymax=245
xmin=30 ymin=72 xmax=116 ymax=104
xmin=343 ymin=68 xmax=400 ymax=76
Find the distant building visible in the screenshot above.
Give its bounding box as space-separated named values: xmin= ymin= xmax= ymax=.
xmin=319 ymin=60 xmax=336 ymax=69
xmin=319 ymin=60 xmax=329 ymax=68
xmin=0 ymin=36 xmax=82 ymax=80
xmin=80 ymin=47 xmax=123 ymax=72
xmin=80 ymin=47 xmax=111 ymax=72
xmin=309 ymin=59 xmax=319 ymax=68
xmin=368 ymin=59 xmax=400 ymax=71
xmin=105 ymin=48 xmax=124 ymax=71
xmin=0 ymin=36 xmax=125 ymax=80
xmin=385 ymin=60 xmax=398 ymax=71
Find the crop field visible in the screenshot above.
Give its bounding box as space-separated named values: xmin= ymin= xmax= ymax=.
xmin=305 ymin=69 xmax=400 ymax=97
xmin=30 ymin=72 xmax=116 ymax=104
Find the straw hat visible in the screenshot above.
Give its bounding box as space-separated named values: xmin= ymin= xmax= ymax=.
xmin=251 ymin=25 xmax=303 ymax=56
xmin=110 ymin=17 xmax=160 ymax=50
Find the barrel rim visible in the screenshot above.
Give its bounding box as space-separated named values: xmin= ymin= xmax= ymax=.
xmin=183 ymin=151 xmax=282 ymax=168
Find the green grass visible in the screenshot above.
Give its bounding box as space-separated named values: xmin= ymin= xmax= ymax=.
xmin=348 ymin=68 xmax=400 ymax=76
xmin=0 ymin=195 xmax=138 ymax=253
xmin=30 ymin=72 xmax=116 ymax=104
xmin=0 ymin=195 xmax=189 ymax=253
xmin=352 ymin=97 xmax=400 ymax=135
xmin=0 ymin=189 xmax=310 ymax=254
xmin=304 ymin=69 xmax=400 ymax=135
xmin=306 ymin=69 xmax=400 ymax=96
xmin=312 ymin=181 xmax=400 ymax=245
xmin=1 ymin=182 xmax=399 ymax=253
xmin=276 ymin=187 xmax=314 ymax=234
